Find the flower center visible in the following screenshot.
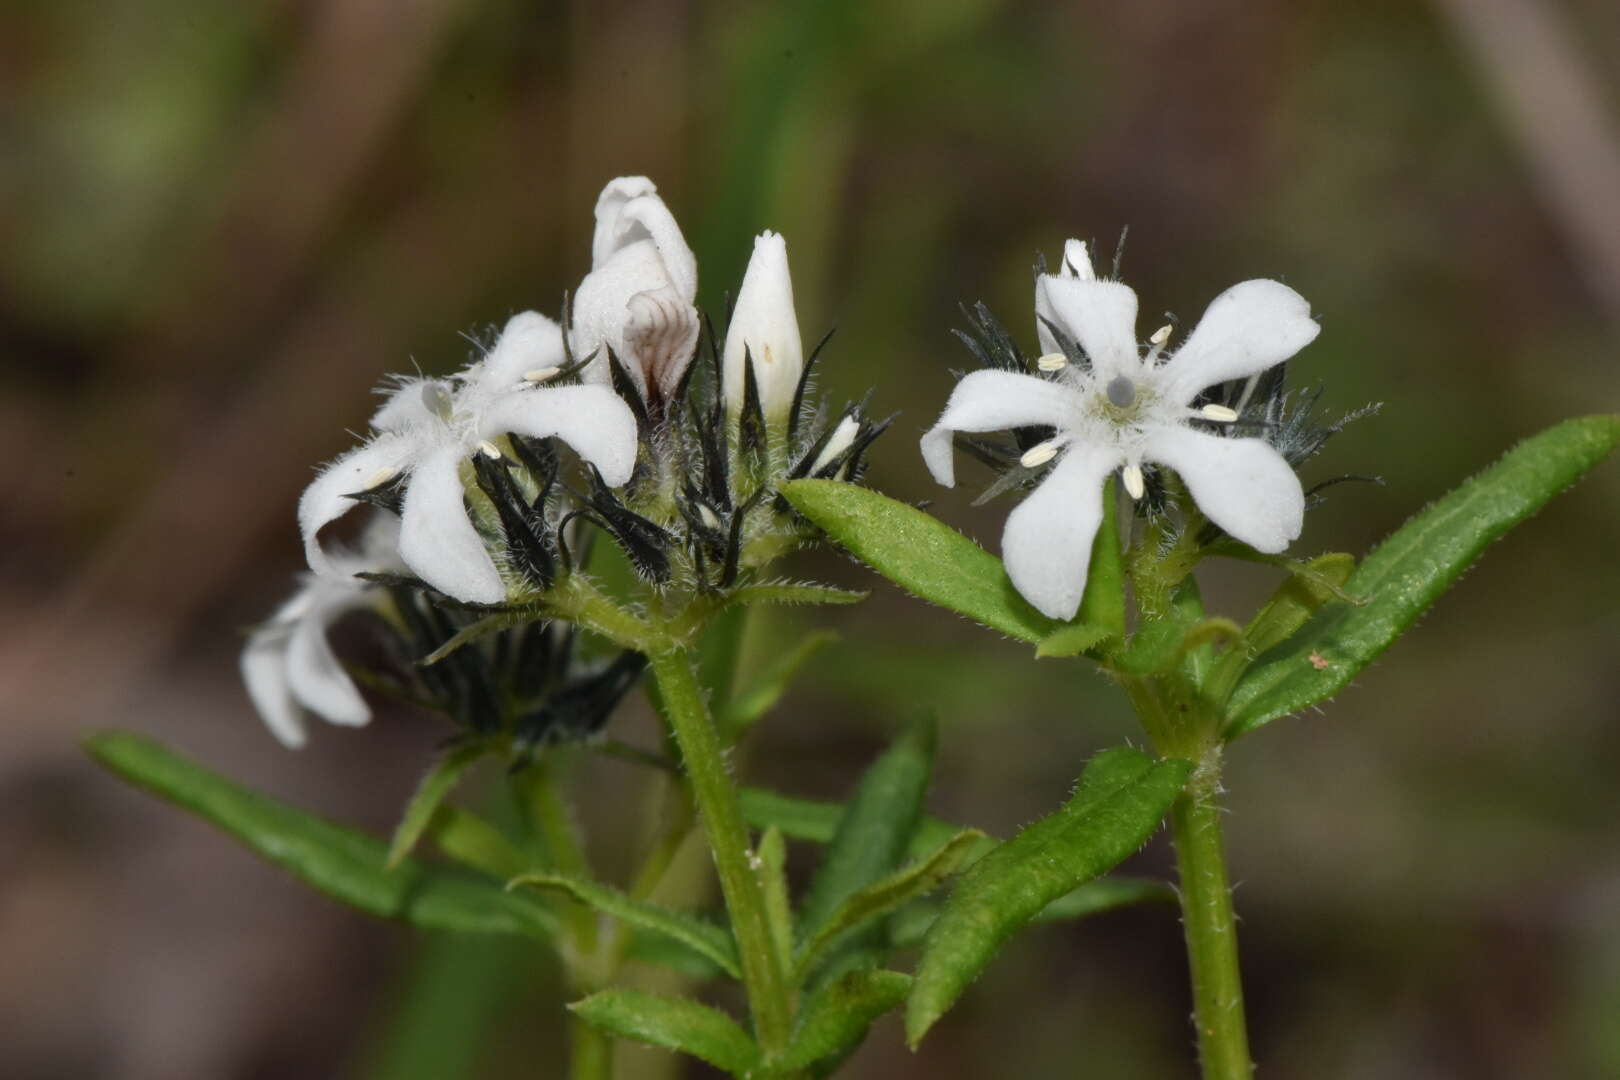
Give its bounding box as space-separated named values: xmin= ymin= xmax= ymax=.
xmin=1105 ymin=375 xmax=1136 ymax=408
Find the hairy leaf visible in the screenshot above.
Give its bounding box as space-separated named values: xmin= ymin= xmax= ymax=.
xmin=906 ymin=747 xmax=1190 ymax=1046
xmin=781 ymin=479 xmax=1059 ymax=643
xmin=782 ymin=969 xmax=912 ymax=1071
xmin=85 ymin=732 xmax=556 ymax=940
xmin=888 ymin=874 xmax=1175 ymax=948
xmin=569 ymin=989 xmax=758 ymax=1075
xmin=508 ymin=873 xmax=740 ymax=979
xmin=388 ymin=745 xmax=484 ymax=868
xmin=1227 ymin=415 xmax=1620 ymax=736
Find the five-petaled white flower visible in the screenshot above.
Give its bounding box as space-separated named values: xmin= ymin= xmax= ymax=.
xmin=241 ymin=517 xmax=399 ymax=749
xmin=722 ymin=231 xmax=804 ymax=430
xmin=921 ymin=239 xmax=1320 ymax=621
xmin=299 ymin=311 xmax=639 ymax=604
xmin=570 ymin=176 xmax=701 ymax=408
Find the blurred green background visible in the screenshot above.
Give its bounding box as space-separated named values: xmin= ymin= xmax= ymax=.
xmin=3 ymin=1 xmax=1618 ymax=1077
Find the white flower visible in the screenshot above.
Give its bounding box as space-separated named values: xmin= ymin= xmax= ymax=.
xmin=570 ymin=176 xmax=700 ymax=407
xmin=920 ymin=239 xmax=1319 ymax=621
xmin=241 ymin=518 xmax=399 ymax=749
xmin=722 ymin=231 xmax=804 ymax=429
xmin=299 ymin=311 xmax=639 ymax=604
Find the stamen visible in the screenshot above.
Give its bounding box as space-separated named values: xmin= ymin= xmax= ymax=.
xmin=364 ymin=466 xmax=398 ymax=488
xmin=1144 ymin=324 xmax=1173 ymax=366
xmin=477 ymin=439 xmax=504 ymax=460
xmin=1019 ymin=439 xmax=1064 ymax=468
xmin=1200 ymin=404 xmax=1239 ymax=422
xmin=523 ymin=367 xmax=560 ymax=384
xmin=1106 ymin=375 xmax=1137 ymax=408
xmin=1123 ymin=464 xmax=1145 ymax=500
xmin=1036 ymin=352 xmax=1067 ymax=372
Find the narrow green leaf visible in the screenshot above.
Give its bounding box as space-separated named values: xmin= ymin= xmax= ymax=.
xmin=782 ymin=969 xmax=912 ymax=1070
xmin=1076 ymin=477 xmax=1126 ymax=637
xmin=1227 ymin=415 xmax=1620 ymax=736
xmin=85 ymin=732 xmax=557 ymax=940
xmin=781 ymin=479 xmax=1059 ymax=643
xmin=725 ymin=580 xmax=868 ymax=609
xmin=508 ymin=872 xmax=740 ymax=979
xmin=798 ymin=715 xmax=936 ymax=940
xmin=1241 ymin=552 xmax=1356 ymax=658
xmin=796 ymin=829 xmax=985 ymax=981
xmin=756 ymin=827 xmax=796 ymax=979
xmin=1115 ymin=577 xmax=1207 ymax=676
xmin=1034 ymin=622 xmax=1113 ymax=660
xmin=388 ymin=746 xmax=484 ymax=868
xmin=906 ymin=747 xmax=1191 ymax=1046
xmin=568 ymin=989 xmax=759 ymax=1075
xmin=887 ymin=874 xmax=1174 ymax=948
xmin=1034 ymin=875 xmax=1176 ymax=922
xmin=722 ymin=629 xmax=838 ymax=738
xmin=426 ymin=806 xmax=531 ymax=880
xmin=739 ymin=787 xmax=980 ymax=865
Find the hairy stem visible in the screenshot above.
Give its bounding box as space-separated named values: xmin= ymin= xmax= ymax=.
xmin=569 ymin=1012 xmax=613 ymax=1080
xmin=646 ymin=646 xmax=795 ymax=1058
xmin=1171 ymin=752 xmax=1254 ymax=1080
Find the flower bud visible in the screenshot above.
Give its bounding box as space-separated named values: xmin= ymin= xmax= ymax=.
xmin=571 ymin=177 xmax=700 ymax=410
xmin=722 ymin=231 xmax=803 ymax=432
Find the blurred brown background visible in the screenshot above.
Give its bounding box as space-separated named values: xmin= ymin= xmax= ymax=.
xmin=3 ymin=1 xmax=1619 ymax=1077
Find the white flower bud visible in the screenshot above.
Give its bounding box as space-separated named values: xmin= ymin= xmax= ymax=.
xmin=723 ymin=231 xmax=804 ymax=430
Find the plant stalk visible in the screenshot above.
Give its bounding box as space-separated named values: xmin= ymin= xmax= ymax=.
xmin=646 ymin=646 xmax=795 ymax=1058
xmin=1170 ymin=752 xmax=1254 ymax=1080
xmin=568 ymin=1013 xmax=613 ymax=1080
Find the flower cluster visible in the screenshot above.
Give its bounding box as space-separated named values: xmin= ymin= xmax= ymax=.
xmin=922 ymin=239 xmax=1323 ymax=620
xmin=244 ymin=176 xmax=887 ymax=749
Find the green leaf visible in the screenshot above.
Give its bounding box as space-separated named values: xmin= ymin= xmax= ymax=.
xmin=782 ymin=969 xmax=912 ymax=1071
xmin=507 ymin=873 xmax=740 ymax=979
xmin=887 ymin=874 xmax=1174 ymax=948
xmin=85 ymin=732 xmax=557 ymax=940
xmin=1115 ymin=577 xmax=1208 ymax=676
xmin=796 ymin=829 xmax=985 ymax=981
xmin=781 ymin=479 xmax=1059 ymax=643
xmin=724 ymin=580 xmax=868 ymax=609
xmin=425 ymin=806 xmax=531 ymax=880
xmin=1241 ymin=552 xmax=1356 ymax=658
xmin=798 ymin=715 xmax=937 ymax=941
xmin=906 ymin=747 xmax=1191 ymax=1046
xmin=388 ymin=745 xmax=484 ymax=868
xmin=722 ymin=630 xmax=838 ymax=738
xmin=1227 ymin=414 xmax=1620 ymax=737
xmin=1076 ymin=477 xmax=1126 ymax=638
xmin=1034 ymin=622 xmax=1114 ymax=660
xmin=568 ymin=989 xmax=759 ymax=1075
xmin=1035 ymin=875 xmax=1176 ymax=922
xmin=756 ymin=827 xmax=796 ymax=979
xmin=739 ymin=787 xmax=981 ymax=865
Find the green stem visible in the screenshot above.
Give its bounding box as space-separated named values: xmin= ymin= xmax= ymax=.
xmin=1170 ymin=751 xmax=1254 ymax=1080
xmin=646 ymin=646 xmax=795 ymax=1058
xmin=568 ymin=1012 xmax=613 ymax=1080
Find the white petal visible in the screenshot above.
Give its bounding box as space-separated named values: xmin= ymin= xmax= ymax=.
xmin=919 ymin=370 xmax=1083 ymax=487
xmin=722 ymin=232 xmax=803 ymax=425
xmin=1159 ymin=280 xmax=1320 ymax=404
xmin=286 ymin=602 xmax=371 ymax=727
xmin=241 ymin=633 xmax=306 ymax=749
xmin=299 ymin=434 xmax=420 ymax=579
xmin=1001 ymin=442 xmax=1120 ymax=621
xmin=590 ymin=178 xmax=697 ymax=299
xmin=1146 ymin=425 xmax=1303 ymax=553
xmin=623 ymin=285 xmax=700 ymax=404
xmin=398 ymin=443 xmax=505 ymax=603
xmin=1036 ymin=276 xmax=1140 ymax=382
xmin=478 ymin=384 xmax=640 ymax=488
xmin=571 ymin=239 xmax=671 ymax=392
xmin=475 ymin=312 xmax=566 ymax=396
